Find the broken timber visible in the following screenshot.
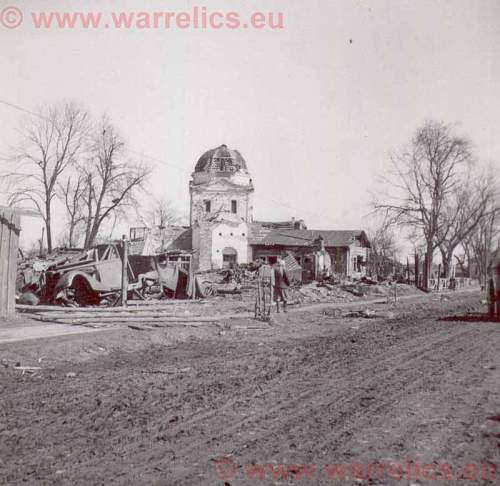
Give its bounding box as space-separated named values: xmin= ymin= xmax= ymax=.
xmin=16 ymin=302 xmax=252 ymax=327
xmin=0 ymin=207 xmax=21 ymax=319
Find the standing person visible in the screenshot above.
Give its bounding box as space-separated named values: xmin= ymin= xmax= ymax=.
xmin=257 ymin=258 xmax=274 ymax=283
xmin=273 ymin=257 xmax=290 ymax=313
xmin=255 ymin=258 xmax=274 ymax=320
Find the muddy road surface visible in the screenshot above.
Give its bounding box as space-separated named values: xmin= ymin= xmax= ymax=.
xmin=1 ymin=290 xmax=499 ymax=485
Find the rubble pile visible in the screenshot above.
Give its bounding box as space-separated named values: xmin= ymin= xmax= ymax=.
xmin=15 ymin=245 xmax=421 ymax=310
xmin=290 ymin=281 xmax=419 ymax=305
xmin=196 ymin=264 xmax=261 ymax=296
xmin=17 ymin=248 xmax=86 ymax=305
xmin=291 ymin=283 xmax=356 ymax=304
xmin=15 ymin=243 xmax=209 ymax=307
xmin=356 ymin=282 xmax=417 ymax=297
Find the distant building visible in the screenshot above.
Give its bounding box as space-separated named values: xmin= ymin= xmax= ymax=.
xmin=130 ymin=144 xmax=371 ymax=277
xmin=250 ymin=229 xmax=371 ymax=279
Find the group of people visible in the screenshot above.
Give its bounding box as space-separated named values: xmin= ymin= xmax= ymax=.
xmin=257 ymin=256 xmax=290 ymax=313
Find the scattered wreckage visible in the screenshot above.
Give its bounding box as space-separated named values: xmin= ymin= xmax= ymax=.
xmin=18 ymin=243 xmax=209 ymax=307
xmin=17 ymin=244 xmax=411 ymax=309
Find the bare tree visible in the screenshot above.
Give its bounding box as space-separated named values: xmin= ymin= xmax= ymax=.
xmin=81 ymin=118 xmax=150 ymax=249
xmin=58 ymin=172 xmax=86 ymax=247
xmin=466 ymin=200 xmax=500 ymax=287
xmin=143 ymin=197 xmax=181 ymax=229
xmin=454 ymin=243 xmax=471 ymax=276
xmin=437 ymin=168 xmax=498 ymax=277
xmin=3 ymin=101 xmax=88 ymax=253
xmin=367 ymin=218 xmax=399 ymax=279
xmin=375 ymin=120 xmax=472 ymax=283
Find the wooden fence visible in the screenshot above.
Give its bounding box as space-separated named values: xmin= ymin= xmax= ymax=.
xmin=0 ymin=206 xmax=21 ymax=319
xmin=427 ymin=277 xmax=475 ymax=291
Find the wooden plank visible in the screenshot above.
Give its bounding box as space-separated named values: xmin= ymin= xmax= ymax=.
xmin=0 ymin=207 xmax=20 ymax=319
xmin=0 ymin=208 xmax=11 ymax=318
xmin=7 ymin=210 xmax=20 ymax=317
xmin=0 ymin=209 xmax=6 ymax=318
xmin=126 ymin=299 xmax=209 ymax=306
xmin=120 ymin=236 xmax=128 ymax=307
xmin=0 ymin=207 xmax=8 ymax=318
xmin=32 ymin=311 xmax=204 ymax=320
xmin=5 ymin=210 xmax=12 ymax=317
xmin=16 ymin=303 xmax=208 ymax=313
xmin=33 ymin=315 xmax=228 ymax=324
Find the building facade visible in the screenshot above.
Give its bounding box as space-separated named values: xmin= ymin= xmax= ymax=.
xmin=189 ymin=144 xmax=254 ymax=271
xmin=250 ymin=230 xmax=371 ymax=280
xmin=130 ymin=143 xmax=371 ymax=277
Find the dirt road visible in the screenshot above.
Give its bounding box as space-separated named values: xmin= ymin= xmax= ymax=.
xmin=0 ymin=290 xmax=499 ymax=485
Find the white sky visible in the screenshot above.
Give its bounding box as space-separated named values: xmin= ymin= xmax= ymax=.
xmin=1 ymin=0 xmax=500 ymax=254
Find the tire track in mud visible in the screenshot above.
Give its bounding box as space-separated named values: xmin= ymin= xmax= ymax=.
xmin=158 ymin=326 xmax=475 ymax=439
xmin=311 ymin=330 xmax=494 ymax=453
xmin=1 ymin=293 xmax=495 ymax=485
xmin=137 ymin=322 xmax=490 ymax=483
xmin=169 ymin=326 xmax=497 ymax=484
xmin=161 ymin=317 xmax=458 ymax=424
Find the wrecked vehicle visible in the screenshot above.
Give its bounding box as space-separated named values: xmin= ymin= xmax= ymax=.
xmin=34 ymin=243 xmax=196 ymax=306
xmin=43 ymin=244 xmax=125 ymax=305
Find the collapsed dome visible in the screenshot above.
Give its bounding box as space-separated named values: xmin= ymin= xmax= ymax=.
xmin=194 ymin=144 xmax=248 ymax=174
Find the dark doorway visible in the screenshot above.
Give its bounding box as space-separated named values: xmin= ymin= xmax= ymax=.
xmin=222 ymin=247 xmax=237 ymax=268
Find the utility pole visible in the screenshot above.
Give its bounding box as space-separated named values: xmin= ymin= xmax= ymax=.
xmin=39 ymin=227 xmax=45 ymax=257
xmin=121 ymin=235 xmax=128 ymax=307
xmin=423 ymin=252 xmax=429 ymax=291
xmin=414 ymin=252 xmax=419 ymax=288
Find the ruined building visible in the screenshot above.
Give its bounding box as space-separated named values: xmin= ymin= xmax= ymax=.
xmin=130 ymin=144 xmax=370 ymax=277
xmin=190 ymin=144 xmax=253 ymax=270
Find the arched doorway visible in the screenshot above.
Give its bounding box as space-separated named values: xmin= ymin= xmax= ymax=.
xmin=222 ymin=247 xmax=238 ymax=269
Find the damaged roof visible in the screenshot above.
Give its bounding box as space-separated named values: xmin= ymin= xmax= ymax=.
xmin=248 ymin=220 xmax=307 ymax=244
xmin=252 ymin=229 xmax=370 ymax=248
xmin=194 ymin=144 xmax=248 ymax=173
xmin=129 ymin=226 xmax=192 ymax=255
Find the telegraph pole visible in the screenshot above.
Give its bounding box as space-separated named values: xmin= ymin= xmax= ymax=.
xmin=121 ymin=235 xmax=128 ymax=307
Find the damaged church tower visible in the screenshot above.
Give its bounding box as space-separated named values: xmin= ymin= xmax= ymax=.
xmin=190 ymin=144 xmax=254 ymax=271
